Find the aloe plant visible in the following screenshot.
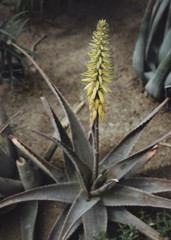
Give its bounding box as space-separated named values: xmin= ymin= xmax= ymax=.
xmin=133 ymin=0 xmax=171 ymax=101
xmin=0 ymin=11 xmax=29 ymax=85
xmin=1 ymin=20 xmax=171 ymax=240
xmin=0 ymin=104 xmax=43 ymax=239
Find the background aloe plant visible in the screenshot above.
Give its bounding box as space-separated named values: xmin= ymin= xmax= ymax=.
xmin=0 ymin=10 xmax=29 ymax=85
xmin=9 ymin=0 xmax=86 ymax=18
xmin=0 ymin=19 xmax=171 ymax=240
xmin=133 ymin=0 xmax=171 ymax=102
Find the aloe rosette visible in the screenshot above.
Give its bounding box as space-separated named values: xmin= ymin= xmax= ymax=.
xmin=133 ymin=0 xmax=171 ymax=101
xmin=0 ymin=104 xmax=42 ymax=240
xmin=0 ymin=20 xmax=171 ymax=240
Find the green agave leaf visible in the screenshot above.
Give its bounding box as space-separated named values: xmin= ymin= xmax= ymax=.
xmin=0 ymin=182 xmax=80 ymax=208
xmin=10 ymin=135 xmax=65 ymax=183
xmin=158 ymin=27 xmax=171 ymax=63
xmin=106 ymin=144 xmax=157 ymax=180
xmin=100 ymin=98 xmax=168 ymax=171
xmin=108 ymin=207 xmax=162 ymax=240
xmin=123 ymin=177 xmax=171 ymax=194
xmin=16 ymin=157 xmax=41 ymax=190
xmin=164 ymin=0 xmax=171 ymax=36
xmin=0 ymin=11 xmax=27 ymax=29
xmin=0 ymin=104 xmax=18 ymax=161
xmin=17 ymin=157 xmax=40 ymax=240
xmin=34 ymin=130 xmax=92 ymax=195
xmin=19 ymin=201 xmax=38 ymax=240
xmin=0 ymin=177 xmax=23 ymax=196
xmin=145 ymin=48 xmax=171 ymax=99
xmin=164 ymin=71 xmax=171 ymax=87
xmin=41 ymin=97 xmax=76 ymax=181
xmin=15 ymin=18 xmax=28 ymax=39
xmin=132 ymin=0 xmax=155 ymax=83
xmin=48 ymin=82 xmax=94 ymax=170
xmin=48 ymin=205 xmax=70 ymax=240
xmin=48 ymin=205 xmax=82 ymax=240
xmin=58 ymin=191 xmax=100 ymax=240
xmin=145 ymin=0 xmax=170 ymax=59
xmin=0 ymin=29 xmax=16 ymax=41
xmin=82 ymin=203 xmax=107 ymax=240
xmin=122 ymin=131 xmax=171 ymax=179
xmin=101 ymin=184 xmax=171 ymax=209
xmin=7 ymin=43 xmax=94 ymax=170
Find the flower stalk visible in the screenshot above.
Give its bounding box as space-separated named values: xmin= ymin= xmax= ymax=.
xmin=82 ymin=19 xmax=114 ymax=181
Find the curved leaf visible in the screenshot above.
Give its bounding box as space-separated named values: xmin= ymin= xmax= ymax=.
xmin=17 ymin=157 xmax=40 ymax=240
xmin=118 ymin=131 xmax=171 ymax=179
xmin=132 ymin=0 xmax=156 ymax=83
xmin=82 ymin=204 xmax=107 ymax=240
xmin=10 ymin=135 xmax=65 ymax=183
xmin=0 ymin=177 xmax=23 ymax=196
xmin=158 ymin=27 xmax=171 ymax=62
xmin=19 ymin=201 xmax=38 ymax=240
xmin=48 ymin=82 xmax=94 ymax=170
xmin=101 ymin=184 xmax=171 ymax=209
xmin=146 ymin=0 xmax=170 ymax=59
xmin=48 ymin=205 xmax=81 ymax=240
xmin=100 ymin=98 xmax=168 ymax=171
xmin=41 ymin=97 xmax=76 ymax=181
xmin=33 ymin=131 xmax=92 ymax=195
xmin=123 ymin=177 xmax=171 ymax=194
xmin=0 ymin=183 xmax=80 ymax=209
xmin=108 ymin=207 xmax=161 ymax=240
xmin=107 ymin=144 xmax=157 ymax=180
xmin=145 ymin=48 xmax=171 ymax=99
xmin=58 ymin=191 xmax=100 ymax=240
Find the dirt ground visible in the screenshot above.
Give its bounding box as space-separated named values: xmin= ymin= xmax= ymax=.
xmin=1 ymin=0 xmax=171 ymax=239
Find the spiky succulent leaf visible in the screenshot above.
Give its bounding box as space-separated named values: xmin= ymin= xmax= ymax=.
xmin=100 ymin=98 xmax=168 ymax=171
xmin=57 ymin=191 xmax=100 ymax=240
xmin=108 ymin=207 xmax=162 ymax=240
xmin=48 ymin=205 xmax=82 ymax=240
xmin=33 ymin=131 xmax=92 ymax=195
xmin=145 ymin=0 xmax=170 ymax=60
xmin=0 ymin=177 xmax=23 ymax=196
xmin=19 ymin=201 xmax=38 ymax=240
xmin=0 ymin=183 xmax=80 ymax=207
xmin=10 ymin=135 xmax=65 ymax=182
xmin=123 ymin=177 xmax=171 ymax=194
xmin=82 ymin=204 xmax=107 ymax=240
xmin=102 ymin=184 xmax=171 ymax=209
xmin=132 ymin=0 xmax=155 ymax=83
xmin=41 ymin=97 xmax=76 ymax=181
xmin=17 ymin=157 xmax=40 ymax=240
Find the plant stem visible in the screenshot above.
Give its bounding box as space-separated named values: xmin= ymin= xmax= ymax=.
xmin=93 ymin=114 xmax=99 ymax=182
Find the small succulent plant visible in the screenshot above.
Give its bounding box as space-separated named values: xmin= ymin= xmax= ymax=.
xmin=133 ymin=0 xmax=171 ymax=103
xmin=1 ymin=19 xmax=171 ymax=240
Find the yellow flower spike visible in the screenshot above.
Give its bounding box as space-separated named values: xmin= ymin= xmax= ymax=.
xmin=82 ymin=19 xmax=114 ymax=120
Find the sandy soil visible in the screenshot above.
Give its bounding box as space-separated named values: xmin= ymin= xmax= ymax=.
xmin=0 ymin=0 xmax=171 ymax=239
